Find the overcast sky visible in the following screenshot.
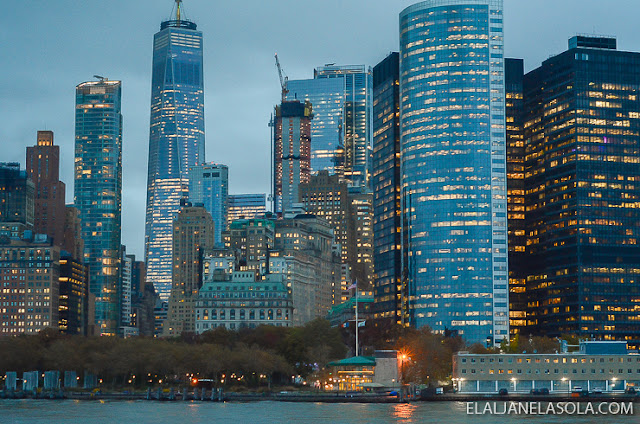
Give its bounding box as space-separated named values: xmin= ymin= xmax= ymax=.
xmin=3 ymin=0 xmax=639 ymax=258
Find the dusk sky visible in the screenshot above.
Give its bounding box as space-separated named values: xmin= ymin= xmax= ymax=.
xmin=3 ymin=0 xmax=639 ymax=258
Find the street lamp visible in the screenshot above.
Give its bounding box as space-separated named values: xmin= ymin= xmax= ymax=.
xmin=399 ymin=353 xmax=409 ymax=386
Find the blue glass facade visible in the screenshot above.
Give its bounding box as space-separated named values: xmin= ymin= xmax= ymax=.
xmin=372 ymin=53 xmax=404 ymax=325
xmin=400 ymin=0 xmax=508 ymax=344
xmin=145 ymin=17 xmax=205 ymax=301
xmin=287 ymin=78 xmax=344 ymax=176
xmin=287 ymin=65 xmax=372 ymax=185
xmin=188 ymin=163 xmax=228 ymax=246
xmin=74 ymin=79 xmax=123 ymax=336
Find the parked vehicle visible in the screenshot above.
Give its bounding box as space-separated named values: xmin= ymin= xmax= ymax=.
xmin=529 ymin=388 xmax=550 ymax=395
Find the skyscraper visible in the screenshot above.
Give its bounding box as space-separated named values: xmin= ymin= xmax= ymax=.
xmin=399 ymin=0 xmax=509 ymax=344
xmin=273 ymin=100 xmax=312 ymax=214
xmin=523 ymin=36 xmax=640 ymax=348
xmin=74 ymin=77 xmax=123 ymax=336
xmin=188 ymin=163 xmax=228 ymax=246
xmin=163 ymin=201 xmax=214 ymax=336
xmin=299 ymin=171 xmax=353 ymax=287
xmin=287 ymin=65 xmax=373 ymax=184
xmin=145 ymin=2 xmax=205 ymax=301
xmin=504 ymin=58 xmax=527 ymax=336
xmin=26 ymin=131 xmax=66 ymax=246
xmin=371 ymin=52 xmax=404 ymax=326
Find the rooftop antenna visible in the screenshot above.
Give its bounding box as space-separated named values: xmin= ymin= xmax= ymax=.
xmin=93 ymin=75 xmax=106 ymax=82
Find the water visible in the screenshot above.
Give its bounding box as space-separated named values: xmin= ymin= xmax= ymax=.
xmin=0 ymin=400 xmax=636 ymax=423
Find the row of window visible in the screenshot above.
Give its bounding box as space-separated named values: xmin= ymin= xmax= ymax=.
xmin=461 ymin=356 xmax=640 ymax=364
xmin=460 ymin=368 xmax=640 ymax=375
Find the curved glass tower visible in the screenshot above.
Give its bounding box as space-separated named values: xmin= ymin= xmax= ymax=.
xmin=145 ymin=6 xmax=205 ymax=300
xmin=399 ymin=0 xmax=508 ymax=344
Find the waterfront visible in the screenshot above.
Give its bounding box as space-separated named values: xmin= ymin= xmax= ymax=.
xmin=1 ymin=400 xmax=637 ymax=424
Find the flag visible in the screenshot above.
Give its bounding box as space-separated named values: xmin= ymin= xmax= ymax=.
xmin=357 ymin=320 xmax=366 ymax=328
xmin=347 ymin=281 xmax=357 ymax=291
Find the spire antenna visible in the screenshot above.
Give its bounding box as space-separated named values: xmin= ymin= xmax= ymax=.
xmin=176 ymin=0 xmax=182 ymax=23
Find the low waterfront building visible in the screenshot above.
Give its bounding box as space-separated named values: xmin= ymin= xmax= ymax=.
xmin=326 ymin=350 xmax=401 ymax=391
xmin=452 ymin=341 xmax=640 ymax=393
xmin=194 ymin=270 xmax=293 ymax=333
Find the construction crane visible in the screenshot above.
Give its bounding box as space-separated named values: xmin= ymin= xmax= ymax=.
xmin=274 ymin=53 xmax=289 ymax=102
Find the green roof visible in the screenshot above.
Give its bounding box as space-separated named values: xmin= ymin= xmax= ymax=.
xmin=326 ymin=356 xmax=376 ymax=367
xmin=327 ymin=295 xmax=374 ymax=316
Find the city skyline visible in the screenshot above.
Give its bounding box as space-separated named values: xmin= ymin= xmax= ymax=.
xmin=3 ymin=0 xmax=640 ymax=258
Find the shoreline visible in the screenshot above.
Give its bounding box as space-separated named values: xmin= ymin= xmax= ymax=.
xmin=2 ymin=390 xmax=639 ymax=404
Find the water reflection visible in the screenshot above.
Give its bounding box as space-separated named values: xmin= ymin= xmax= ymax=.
xmin=392 ymin=402 xmax=418 ymax=421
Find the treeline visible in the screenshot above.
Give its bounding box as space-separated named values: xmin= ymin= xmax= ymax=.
xmin=0 ymin=319 xmax=346 ymax=389
xmin=0 ymin=318 xmax=574 ymax=389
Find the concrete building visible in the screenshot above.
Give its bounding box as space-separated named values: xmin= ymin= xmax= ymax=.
xmin=453 ymin=341 xmax=640 ymax=393
xmin=273 ymin=100 xmax=313 ymax=214
xmin=299 ymin=171 xmax=353 ymax=285
xmin=163 ymin=202 xmax=214 ymax=336
xmin=0 ymin=235 xmax=60 ymax=335
xmin=272 ymin=214 xmax=340 ymax=324
xmin=62 ymin=206 xmax=84 ymax=262
xmin=195 ymin=270 xmax=293 ymax=333
xmin=26 ymin=131 xmax=66 ymax=247
xmin=299 ymin=172 xmax=374 ymax=296
xmin=224 ymin=218 xmax=274 ymax=272
xmin=348 ymin=185 xmax=374 ymax=288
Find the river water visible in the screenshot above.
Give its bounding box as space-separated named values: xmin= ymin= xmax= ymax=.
xmin=1 ymin=400 xmax=637 ymax=423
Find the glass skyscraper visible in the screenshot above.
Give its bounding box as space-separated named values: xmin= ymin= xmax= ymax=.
xmin=523 ymin=36 xmax=640 ymax=349
xmin=188 ymin=163 xmax=228 ymax=246
xmin=372 ymin=52 xmax=405 ymax=326
xmin=400 ymin=0 xmax=509 ymax=344
xmin=145 ymin=9 xmax=205 ymax=301
xmin=287 ymin=65 xmax=372 ymax=184
xmin=74 ymin=78 xmax=123 ymax=336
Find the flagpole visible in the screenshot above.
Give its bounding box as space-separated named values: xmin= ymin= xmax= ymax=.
xmin=355 ymin=280 xmax=358 ymax=356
